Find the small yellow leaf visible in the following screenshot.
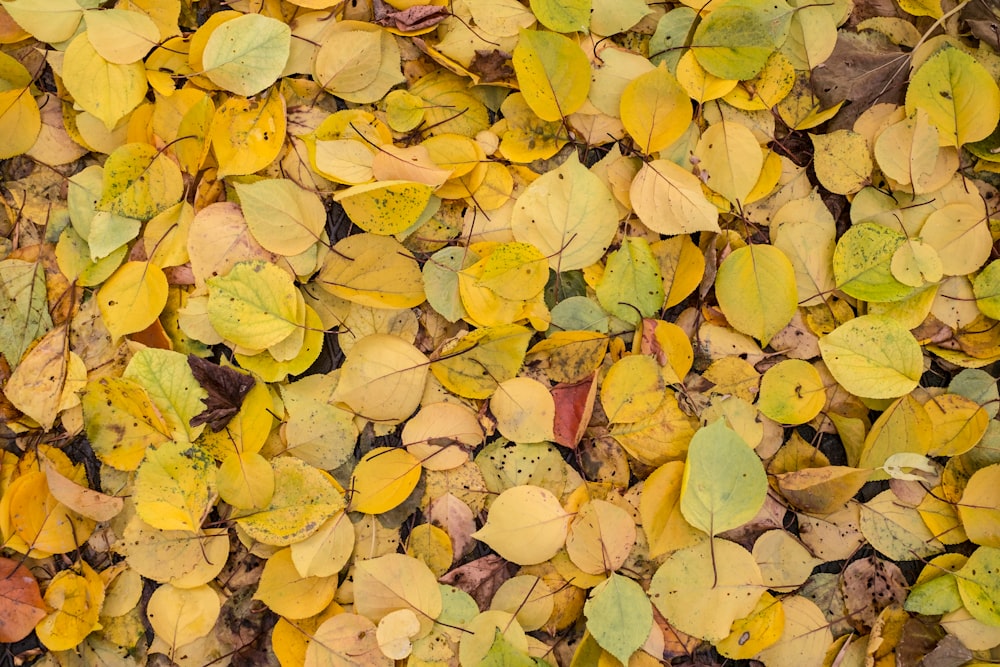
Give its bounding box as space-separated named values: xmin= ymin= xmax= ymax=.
xmin=471 ymin=485 xmax=570 ymax=565
xmin=349 ymin=447 xmax=423 ymax=514
xmin=35 ymin=563 xmax=104 ymax=652
xmin=318 ymin=233 xmax=425 ymax=309
xmin=0 ymin=87 xmax=40 ymax=159
xmin=254 ymin=548 xmax=338 ymax=619
xmin=206 ymin=260 xmax=303 ymax=352
xmin=3 ymin=325 xmax=70 ymax=430
xmin=83 ymin=8 xmax=159 ymax=64
xmin=695 ymin=122 xmax=763 ymax=205
xmin=601 ymin=355 xmax=667 ymax=424
xmin=134 ymin=441 xmax=216 ymax=533
xmin=490 ymin=377 xmax=556 ymax=443
xmin=353 ymin=553 xmax=443 ymax=637
xmin=715 ymin=245 xmax=797 ymax=347
xmin=210 ymin=87 xmax=286 ymax=178
xmin=334 ymin=180 xmax=436 ymax=236
xmin=620 ymin=64 xmax=691 ymax=154
xmin=332 ymin=333 xmax=429 ymax=422
xmin=630 ymin=159 xmax=720 ymax=236
xmin=146 ymin=583 xmax=220 ymax=650
xmin=235 ymin=178 xmax=326 ymax=256
xmin=98 ymin=142 xmax=183 ymax=220
xmin=809 ymin=129 xmax=872 ymax=195
xmin=756 ymin=359 xmax=826 ymax=425
xmin=512 ymin=29 xmax=590 ymax=121
xmin=98 ymin=261 xmax=168 ymax=341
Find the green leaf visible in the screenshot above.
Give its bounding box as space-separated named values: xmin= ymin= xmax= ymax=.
xmin=207 ymin=260 xmax=303 ymax=352
xmin=584 ymin=573 xmax=653 ymax=665
xmin=715 ymin=244 xmax=797 ymax=347
xmin=596 ymin=237 xmax=664 ymax=325
xmin=691 ymin=6 xmax=776 ymax=80
xmin=530 ymin=0 xmax=590 ymax=33
xmin=0 ymin=259 xmax=52 ymax=366
xmin=680 ymin=420 xmax=768 ymax=536
xmin=833 ymin=223 xmax=913 ymax=303
xmin=123 ymin=349 xmax=207 ymax=444
xmin=819 ymin=315 xmax=922 ymax=399
xmin=202 ymin=13 xmax=291 ymax=96
xmin=480 ymin=630 xmax=536 ymax=667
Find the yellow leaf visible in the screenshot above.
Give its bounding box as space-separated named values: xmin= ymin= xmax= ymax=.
xmin=676 ymin=50 xmax=738 ymax=103
xmin=135 ymin=441 xmax=216 ymax=533
xmin=610 ymin=391 xmax=695 ymax=466
xmin=649 ymin=539 xmax=764 ymax=641
xmin=819 ymin=315 xmax=923 ymax=400
xmin=695 ymin=122 xmax=763 ymax=205
xmin=146 ymin=583 xmax=220 ymax=650
xmin=756 ymin=359 xmax=826 ymax=425
xmin=715 ymin=245 xmax=797 ymax=347
xmin=3 ymin=325 xmax=70 ymax=430
xmin=232 ymin=179 xmax=325 ymax=257
xmin=716 ymin=592 xmax=784 ymax=659
xmin=98 ymin=142 xmax=183 ymax=220
xmin=83 ymin=8 xmax=159 ymax=64
xmin=318 ymin=233 xmax=425 ymax=309
xmin=62 ymin=32 xmax=147 ymax=130
xmin=332 ymin=333 xmax=428 ymax=422
xmin=490 ymin=377 xmax=556 ymax=443
xmin=6 ymin=471 xmax=94 ymax=556
xmin=620 ymin=64 xmax=691 ymax=154
xmin=958 ymin=465 xmax=1000 ymax=547
xmin=235 ymin=457 xmax=345 ymax=547
xmin=210 ymin=87 xmax=286 ymax=178
xmin=630 ymin=159 xmax=720 ymax=236
xmin=306 ymin=614 xmax=392 ymax=666
xmin=217 ymin=451 xmax=274 ymax=510
xmin=776 ymin=466 xmax=872 ymax=515
xmin=905 ymin=46 xmax=1000 ymax=146
xmin=920 ymin=202 xmax=992 ymax=276
xmin=97 ymin=260 xmax=168 ymax=340
xmin=0 ymin=0 xmax=83 ymax=42
xmin=405 ymin=524 xmax=453 ymax=578
xmin=601 ymin=355 xmax=668 ymax=424
xmin=925 ymin=394 xmax=989 ymax=457
xmin=334 ymin=180 xmax=436 ymax=236
xmin=512 ymin=29 xmax=590 ymax=122
xmin=641 ymin=461 xmax=705 ymax=558
xmin=349 ymin=447 xmax=423 ymax=514
xmin=121 ymin=517 xmax=229 ymax=586
xmin=254 ymin=548 xmax=338 ymax=619
xmin=511 ymin=153 xmax=619 ymax=271
xmin=490 ymin=575 xmax=554 ymax=632
xmin=0 ymin=87 xmax=40 ymax=159
xmin=809 ymin=129 xmax=872 ymax=195
xmin=313 ymin=21 xmax=404 ymax=104
xmin=525 ymin=331 xmax=608 ymax=384
xmin=36 ymin=563 xmax=104 ymax=652
xmin=290 ymin=512 xmax=355 ymax=578
xmin=471 ymin=485 xmax=570 ymax=565
xmin=753 ymin=595 xmax=831 ymax=666
xmin=82 ymin=377 xmax=172 ymax=471
xmin=354 ymin=553 xmax=443 ymax=638
xmin=566 ymin=499 xmax=635 ymax=575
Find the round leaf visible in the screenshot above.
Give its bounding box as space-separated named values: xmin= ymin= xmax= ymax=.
xmin=819 ymin=315 xmax=922 ymax=399
xmin=202 ymin=13 xmax=290 ymax=96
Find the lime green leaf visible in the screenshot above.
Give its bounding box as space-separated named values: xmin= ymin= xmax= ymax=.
xmin=974 ymin=260 xmax=1000 ymax=320
xmin=206 ymin=260 xmax=302 ymax=352
xmin=530 ymin=0 xmax=589 ymax=33
xmin=833 ymin=222 xmax=913 ymax=302
xmin=0 ymin=259 xmax=52 ymax=365
xmin=511 ymin=153 xmax=619 ymax=272
xmin=691 ymin=6 xmax=775 ymax=80
xmin=819 ymin=315 xmax=922 ymax=399
xmin=715 ymin=244 xmax=797 ymax=347
xmin=584 ymin=573 xmax=652 ymax=665
xmin=680 ymin=420 xmax=767 ymax=536
xmin=905 ymin=46 xmax=1000 ymax=147
xmin=202 ymin=13 xmax=290 ymax=96
xmin=512 ymin=29 xmax=591 ymax=121
xmin=123 ymin=348 xmax=207 ymax=444
xmin=596 ymin=237 xmax=664 ymax=325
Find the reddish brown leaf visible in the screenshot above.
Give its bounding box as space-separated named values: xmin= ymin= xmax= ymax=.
xmin=188 ymin=354 xmax=256 ymax=431
xmin=0 ymin=556 xmax=47 ymax=643
xmin=551 ymin=373 xmax=597 ymax=449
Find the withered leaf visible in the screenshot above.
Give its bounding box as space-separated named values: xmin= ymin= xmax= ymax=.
xmin=470 ymin=50 xmax=515 ymax=84
xmin=188 ymin=354 xmax=256 ymax=431
xmin=373 ymin=0 xmax=449 ymax=32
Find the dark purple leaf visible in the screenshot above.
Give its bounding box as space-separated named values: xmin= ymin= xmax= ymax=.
xmin=188 ymin=354 xmax=256 ymax=432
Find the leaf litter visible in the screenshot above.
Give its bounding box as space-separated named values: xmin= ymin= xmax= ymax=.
xmin=1 ymin=0 xmax=1000 ymax=665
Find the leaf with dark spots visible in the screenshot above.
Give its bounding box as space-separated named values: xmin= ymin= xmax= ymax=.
xmin=188 ymin=354 xmax=256 ymax=431
xmin=372 ymin=0 xmax=449 ymax=32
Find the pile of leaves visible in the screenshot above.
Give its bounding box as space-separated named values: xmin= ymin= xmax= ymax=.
xmin=2 ymin=0 xmax=1000 ymax=664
